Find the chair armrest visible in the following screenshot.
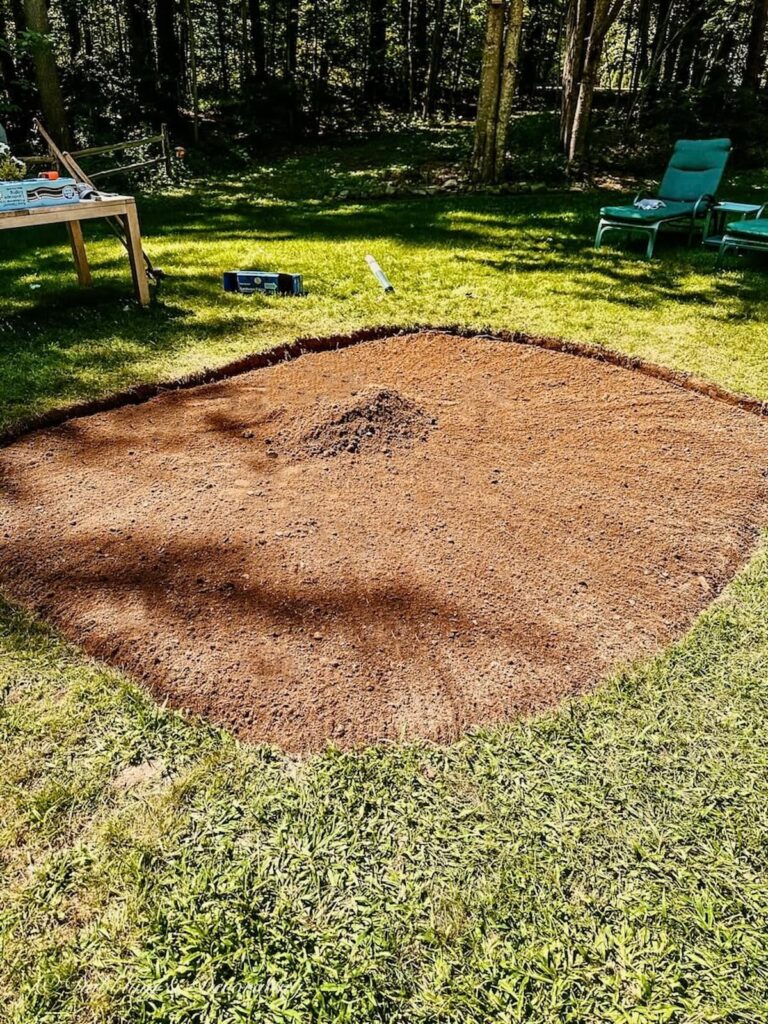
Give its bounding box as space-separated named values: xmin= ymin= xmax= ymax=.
xmin=693 ymin=194 xmax=715 ymax=218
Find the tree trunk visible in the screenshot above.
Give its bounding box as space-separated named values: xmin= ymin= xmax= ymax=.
xmin=62 ymin=0 xmax=83 ymax=62
xmin=567 ymin=42 xmax=602 ymax=166
xmin=367 ymin=0 xmax=386 ymax=101
xmin=401 ymin=0 xmax=414 ymax=107
xmin=472 ymin=0 xmax=524 ymax=183
xmin=248 ymin=0 xmax=266 ymax=82
xmin=561 ymin=0 xmax=626 ymax=171
xmin=673 ymin=0 xmax=704 ymax=87
xmin=216 ymin=0 xmax=229 ymax=94
xmin=422 ymin=0 xmax=445 ymax=115
xmin=125 ymin=0 xmax=157 ymax=116
xmin=744 ymin=0 xmax=768 ymax=90
xmin=631 ymin=0 xmax=651 ymax=92
xmin=449 ymin=0 xmax=468 ymax=114
xmin=23 ymin=0 xmax=71 ymax=146
xmin=412 ymin=0 xmax=428 ymax=103
xmin=560 ymin=0 xmax=586 ymax=150
xmin=183 ymin=0 xmax=199 ymax=142
xmin=267 ymin=0 xmax=278 ymax=69
xmin=492 ymin=0 xmax=524 ymax=180
xmin=472 ymin=1 xmax=505 ymax=181
xmin=286 ymin=0 xmax=299 ymax=80
xmin=156 ymin=0 xmax=182 ymax=129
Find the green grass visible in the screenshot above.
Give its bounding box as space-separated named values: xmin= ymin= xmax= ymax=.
xmin=3 ymin=125 xmax=768 ymax=1021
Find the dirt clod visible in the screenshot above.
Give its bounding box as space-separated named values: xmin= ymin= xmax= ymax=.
xmin=1 ymin=331 xmax=767 ymax=752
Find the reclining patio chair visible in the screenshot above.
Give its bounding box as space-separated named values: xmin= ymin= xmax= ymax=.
xmin=595 ymin=138 xmax=732 ymax=259
xmin=716 ymin=208 xmax=768 ymax=268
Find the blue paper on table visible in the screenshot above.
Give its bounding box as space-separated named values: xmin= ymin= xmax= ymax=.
xmin=0 ymin=177 xmax=81 ymax=212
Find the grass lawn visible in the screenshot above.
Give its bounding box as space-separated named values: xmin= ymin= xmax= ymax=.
xmin=3 ymin=126 xmax=768 ymax=1021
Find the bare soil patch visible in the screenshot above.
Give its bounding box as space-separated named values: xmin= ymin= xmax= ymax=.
xmin=1 ymin=331 xmax=767 ymax=751
xmin=275 ymin=388 xmax=437 ymax=460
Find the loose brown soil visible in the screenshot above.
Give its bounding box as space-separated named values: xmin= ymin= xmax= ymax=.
xmin=1 ymin=331 xmax=767 ymax=752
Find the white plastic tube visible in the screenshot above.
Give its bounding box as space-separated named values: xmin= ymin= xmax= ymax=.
xmin=365 ymin=254 xmax=395 ymax=293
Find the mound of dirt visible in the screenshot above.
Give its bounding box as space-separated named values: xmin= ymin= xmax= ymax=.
xmin=1 ymin=331 xmax=767 ymax=752
xmin=276 ymin=388 xmax=436 ymax=459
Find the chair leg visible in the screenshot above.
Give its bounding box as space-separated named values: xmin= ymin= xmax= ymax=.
xmin=715 ymin=239 xmax=729 ymax=271
xmin=595 ymin=220 xmax=606 ymax=249
xmin=645 ymin=227 xmax=658 ymax=260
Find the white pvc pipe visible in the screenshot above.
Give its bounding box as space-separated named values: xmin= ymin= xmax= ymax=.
xmin=365 ymin=254 xmax=395 ymax=293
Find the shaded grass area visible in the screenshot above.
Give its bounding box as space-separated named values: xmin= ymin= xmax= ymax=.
xmin=3 ymin=128 xmax=768 ymax=1021
xmin=2 ymin=126 xmax=768 ymax=429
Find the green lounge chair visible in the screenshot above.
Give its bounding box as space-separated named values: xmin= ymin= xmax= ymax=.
xmin=716 ymin=209 xmax=768 ymax=267
xmin=595 ymin=138 xmax=732 ymax=259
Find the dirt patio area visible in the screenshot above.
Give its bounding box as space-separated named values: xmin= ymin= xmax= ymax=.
xmin=1 ymin=331 xmax=767 ymax=751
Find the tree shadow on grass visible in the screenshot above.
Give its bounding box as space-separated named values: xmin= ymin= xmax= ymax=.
xmin=0 ymin=292 xmax=268 ymax=430
xmin=455 ymin=226 xmax=768 ymax=315
xmin=1 ymin=187 xmax=767 ymax=428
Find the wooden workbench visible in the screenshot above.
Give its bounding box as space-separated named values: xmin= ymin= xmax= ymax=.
xmin=0 ymin=195 xmax=150 ymax=306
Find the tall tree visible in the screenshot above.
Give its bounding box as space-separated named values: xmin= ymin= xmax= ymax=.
xmin=561 ymin=0 xmax=626 ymax=170
xmin=125 ymin=0 xmax=157 ymax=115
xmin=216 ymin=0 xmax=230 ymax=93
xmin=182 ymin=0 xmax=199 ymax=141
xmin=367 ymin=0 xmax=387 ymax=101
xmin=422 ymin=0 xmax=446 ymax=115
xmin=61 ymin=0 xmax=84 ymax=62
xmin=631 ymin=0 xmax=652 ymax=92
xmin=286 ymin=0 xmax=299 ymax=80
xmin=23 ymin=0 xmax=70 ymax=145
xmin=472 ymin=0 xmax=525 ymax=183
xmin=247 ymin=0 xmax=266 ymax=82
xmin=400 ymin=0 xmax=429 ymax=110
xmin=156 ymin=0 xmax=182 ymax=128
xmin=412 ymin=0 xmax=428 ymax=100
xmin=744 ymin=0 xmax=768 ymax=91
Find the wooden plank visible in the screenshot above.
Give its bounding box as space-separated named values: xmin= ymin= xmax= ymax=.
xmin=67 ymin=221 xmax=92 ymax=287
xmin=71 ymin=135 xmax=162 ymax=159
xmin=20 ymin=135 xmax=163 ymax=165
xmin=89 ymin=157 xmax=163 ymax=180
xmin=122 ymin=201 xmax=151 ymax=306
xmin=0 ymin=199 xmax=130 ymax=231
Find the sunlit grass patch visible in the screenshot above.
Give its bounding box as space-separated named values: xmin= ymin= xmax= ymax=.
xmin=3 ymin=129 xmax=768 ymax=1021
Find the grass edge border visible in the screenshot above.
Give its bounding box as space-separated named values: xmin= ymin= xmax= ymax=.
xmin=3 ymin=322 xmax=767 ymax=447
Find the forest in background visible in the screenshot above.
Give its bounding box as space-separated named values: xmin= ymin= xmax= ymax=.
xmin=2 ymin=0 xmax=768 ymax=178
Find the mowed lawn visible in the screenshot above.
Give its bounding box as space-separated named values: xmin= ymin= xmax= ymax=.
xmin=3 ymin=130 xmax=768 ymax=1021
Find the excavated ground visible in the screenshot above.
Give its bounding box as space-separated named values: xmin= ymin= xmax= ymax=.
xmin=1 ymin=331 xmax=767 ymax=751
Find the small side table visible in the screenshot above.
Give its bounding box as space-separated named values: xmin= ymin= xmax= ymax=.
xmin=703 ymin=201 xmax=763 ymax=248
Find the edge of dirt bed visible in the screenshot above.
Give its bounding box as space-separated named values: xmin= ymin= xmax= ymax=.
xmin=3 ymin=323 xmax=768 ymax=445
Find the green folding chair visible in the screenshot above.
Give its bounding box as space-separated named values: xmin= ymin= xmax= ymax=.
xmin=716 ymin=208 xmax=768 ymax=267
xmin=595 ymin=138 xmax=732 ymax=259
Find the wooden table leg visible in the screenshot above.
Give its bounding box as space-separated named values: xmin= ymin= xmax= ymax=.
xmin=66 ymin=220 xmax=92 ymax=287
xmin=122 ymin=200 xmax=151 ymax=306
